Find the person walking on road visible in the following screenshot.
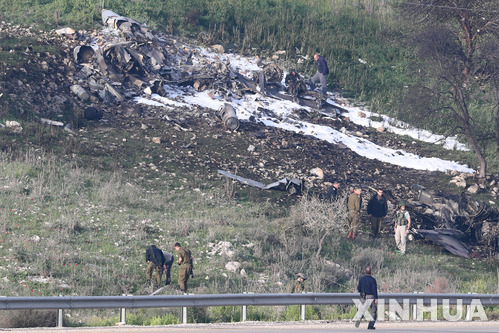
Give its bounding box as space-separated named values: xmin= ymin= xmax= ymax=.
xmin=356 ymin=266 xmax=378 ymax=330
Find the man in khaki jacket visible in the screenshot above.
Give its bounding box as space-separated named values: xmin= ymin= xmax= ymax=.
xmin=347 ymin=186 xmax=362 ymax=239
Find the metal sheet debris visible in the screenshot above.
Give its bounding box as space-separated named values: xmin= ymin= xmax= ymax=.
xmin=218 ymin=170 xmax=303 ymax=194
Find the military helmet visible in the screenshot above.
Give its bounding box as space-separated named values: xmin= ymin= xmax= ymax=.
xmin=296 ymin=272 xmax=307 ymax=280
xmin=398 ymin=201 xmax=406 ymax=208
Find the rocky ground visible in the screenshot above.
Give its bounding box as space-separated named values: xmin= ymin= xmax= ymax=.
xmin=0 ymin=18 xmax=497 ymax=258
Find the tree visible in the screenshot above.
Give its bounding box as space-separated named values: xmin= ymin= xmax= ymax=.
xmin=398 ymin=0 xmax=499 ymax=179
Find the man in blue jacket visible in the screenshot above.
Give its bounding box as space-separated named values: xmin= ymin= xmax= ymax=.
xmin=310 ymin=53 xmax=329 ymax=95
xmin=356 ymin=267 xmax=378 ymax=330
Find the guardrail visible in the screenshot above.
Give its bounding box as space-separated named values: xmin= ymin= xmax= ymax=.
xmin=1 ymin=293 xmax=498 ymax=327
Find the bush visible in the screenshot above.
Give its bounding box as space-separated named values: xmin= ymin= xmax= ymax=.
xmin=0 ymin=310 xmax=57 ymax=328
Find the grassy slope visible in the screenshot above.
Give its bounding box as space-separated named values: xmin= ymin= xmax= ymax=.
xmin=0 ymin=3 xmax=498 ymax=327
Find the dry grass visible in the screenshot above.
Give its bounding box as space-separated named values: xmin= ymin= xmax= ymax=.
xmin=0 ymin=151 xmax=497 ymax=325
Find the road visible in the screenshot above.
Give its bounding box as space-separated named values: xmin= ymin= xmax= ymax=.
xmin=6 ymin=321 xmax=499 ymax=333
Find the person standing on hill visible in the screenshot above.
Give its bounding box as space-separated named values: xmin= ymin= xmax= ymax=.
xmin=162 ymin=250 xmax=175 ymax=286
xmin=288 ymin=272 xmax=307 ymax=293
xmin=285 ymin=69 xmax=307 ymax=103
xmin=394 ymin=201 xmax=411 ymax=255
xmin=145 ymin=245 xmax=165 ymax=289
xmin=174 ymin=242 xmax=193 ymax=293
xmin=347 ymin=186 xmax=362 ymax=239
xmin=310 ymin=53 xmax=329 ymax=95
xmin=367 ymin=189 xmax=388 ymax=237
xmin=325 ymin=179 xmax=341 ymax=203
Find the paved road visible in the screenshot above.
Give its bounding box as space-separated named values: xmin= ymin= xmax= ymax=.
xmin=5 ymin=321 xmax=499 ymax=333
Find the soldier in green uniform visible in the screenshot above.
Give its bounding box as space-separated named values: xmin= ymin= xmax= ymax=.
xmin=174 ymin=242 xmax=193 ymax=293
xmin=288 ymin=272 xmax=307 ymax=293
xmin=285 ymin=69 xmax=306 ymax=103
xmin=347 ymin=186 xmax=362 ymax=239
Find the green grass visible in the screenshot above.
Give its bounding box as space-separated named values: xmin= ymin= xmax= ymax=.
xmin=0 ymin=150 xmax=497 ymax=326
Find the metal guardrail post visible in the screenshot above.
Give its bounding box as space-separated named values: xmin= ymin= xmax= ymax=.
xmin=119 ymin=294 xmax=126 ymax=324
xmin=182 ymin=293 xmax=188 ymax=324
xmin=241 ymin=292 xmax=247 ymax=322
xmin=299 ymin=292 xmax=307 ymax=321
xmin=57 ymin=295 xmax=63 ymax=327
xmin=120 ymin=307 xmax=126 ymax=324
xmin=57 ymin=308 xmax=63 ymax=327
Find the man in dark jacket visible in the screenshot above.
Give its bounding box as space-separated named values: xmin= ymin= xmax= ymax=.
xmin=310 ymin=53 xmax=329 ymax=95
xmin=367 ymin=189 xmax=388 ymax=237
xmin=145 ymin=245 xmax=165 ymax=289
xmin=325 ymin=179 xmax=341 ymax=202
xmin=356 ymin=267 xmax=378 ymax=330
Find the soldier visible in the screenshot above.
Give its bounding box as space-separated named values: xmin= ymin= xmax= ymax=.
xmin=288 ymin=272 xmax=307 ymax=293
xmin=347 ymin=186 xmax=362 ymax=239
xmin=285 ymin=69 xmax=306 ymax=103
xmin=394 ymin=201 xmax=411 ymax=254
xmin=145 ymin=245 xmax=165 ymax=289
xmin=174 ymin=242 xmax=193 ymax=293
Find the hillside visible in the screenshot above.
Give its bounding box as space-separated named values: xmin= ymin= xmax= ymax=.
xmin=0 ymin=10 xmax=498 ymax=327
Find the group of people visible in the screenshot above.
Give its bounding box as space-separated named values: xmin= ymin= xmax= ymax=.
xmin=284 ymin=52 xmax=330 ymax=102
xmin=145 ymin=242 xmax=193 ymax=293
xmin=329 ymin=181 xmax=411 ymax=255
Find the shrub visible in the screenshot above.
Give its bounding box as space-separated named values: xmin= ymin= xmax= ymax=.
xmin=0 ymin=310 xmax=57 ymax=328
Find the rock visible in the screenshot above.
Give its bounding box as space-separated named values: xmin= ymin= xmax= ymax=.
xmin=450 ymin=175 xmax=467 ymax=188
xmin=5 ymin=120 xmax=22 ymax=133
xmin=211 ymin=44 xmax=224 ymax=54
xmin=152 ymin=137 xmax=161 ymax=144
xmin=376 ymin=126 xmax=385 ymax=133
xmin=467 ymin=184 xmax=480 ymax=194
xmin=55 ymin=27 xmax=76 ymax=36
xmin=310 ymin=167 xmax=324 ymax=179
xmin=358 ymin=111 xmax=366 ymax=118
xmin=225 ymin=261 xmax=241 ymax=273
xmin=84 ymin=107 xmax=103 ymax=120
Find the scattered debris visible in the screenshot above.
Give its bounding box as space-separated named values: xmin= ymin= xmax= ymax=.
xmin=218 ymin=169 xmax=303 ymax=195
xmin=405 ymin=185 xmax=499 ymax=258
xmin=216 ymin=103 xmax=240 ymax=130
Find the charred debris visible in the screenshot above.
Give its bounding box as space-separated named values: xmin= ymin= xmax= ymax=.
xmin=2 ymin=9 xmax=498 ymax=260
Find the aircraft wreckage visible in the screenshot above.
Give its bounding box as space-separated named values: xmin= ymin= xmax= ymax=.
xmin=61 ymin=9 xmax=498 ymax=259
xmin=384 ymin=186 xmax=499 ymax=259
